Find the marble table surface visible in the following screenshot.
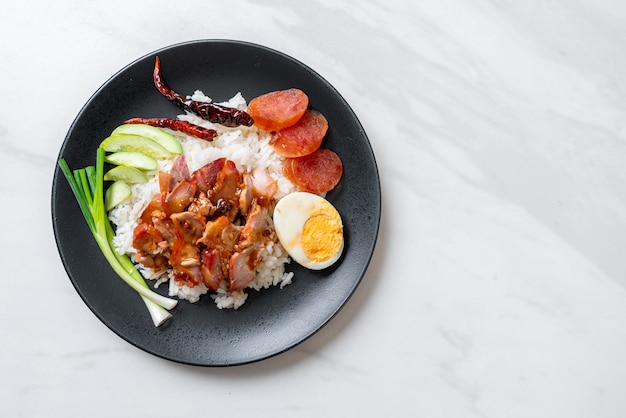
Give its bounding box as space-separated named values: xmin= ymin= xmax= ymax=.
xmin=3 ymin=0 xmax=626 ymax=416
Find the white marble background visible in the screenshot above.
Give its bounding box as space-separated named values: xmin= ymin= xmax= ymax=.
xmin=2 ymin=0 xmax=626 ymax=416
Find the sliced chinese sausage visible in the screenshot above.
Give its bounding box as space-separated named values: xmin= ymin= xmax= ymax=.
xmin=283 ymin=148 xmax=343 ymax=194
xmin=271 ymin=110 xmax=328 ymax=158
xmin=247 ymin=88 xmax=309 ymax=131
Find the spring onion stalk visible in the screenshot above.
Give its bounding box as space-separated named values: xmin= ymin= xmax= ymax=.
xmin=58 ymin=148 xmax=177 ymax=326
xmin=87 ymin=166 xmax=171 ymax=326
xmin=85 ymin=157 xmax=172 ymax=327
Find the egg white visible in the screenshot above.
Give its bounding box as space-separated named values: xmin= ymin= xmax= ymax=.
xmin=273 ymin=192 xmax=344 ymax=270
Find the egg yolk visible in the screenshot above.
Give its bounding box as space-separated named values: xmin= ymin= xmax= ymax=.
xmin=301 ymin=205 xmax=343 ymax=262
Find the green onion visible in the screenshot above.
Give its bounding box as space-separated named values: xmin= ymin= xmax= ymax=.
xmin=58 ymin=148 xmax=177 ymax=327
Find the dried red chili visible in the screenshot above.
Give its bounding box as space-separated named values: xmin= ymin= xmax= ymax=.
xmin=124 ymin=117 xmax=217 ymax=141
xmin=153 ymin=56 xmax=254 ymax=128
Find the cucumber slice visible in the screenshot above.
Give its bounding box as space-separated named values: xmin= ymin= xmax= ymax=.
xmin=100 ymin=134 xmax=172 ymax=159
xmin=105 ymin=151 xmax=158 ymax=171
xmin=104 ymin=165 xmax=149 ymax=184
xmin=112 ymin=124 xmax=183 ymax=154
xmin=105 ymin=180 xmax=132 ymax=211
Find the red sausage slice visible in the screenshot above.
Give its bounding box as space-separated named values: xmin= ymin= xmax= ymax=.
xmin=247 ymin=89 xmax=309 ymax=131
xmin=283 ymin=149 xmax=343 ymax=194
xmin=271 ymin=110 xmax=328 ymax=158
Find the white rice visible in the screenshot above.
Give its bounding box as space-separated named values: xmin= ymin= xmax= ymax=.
xmin=108 ymin=92 xmax=296 ymax=309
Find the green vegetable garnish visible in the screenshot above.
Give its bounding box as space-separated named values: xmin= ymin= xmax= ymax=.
xmin=104 ymin=180 xmax=132 ymax=211
xmin=58 ymin=147 xmax=177 ymax=327
xmin=100 ymin=134 xmax=172 ymax=159
xmin=104 ymin=165 xmax=149 ymax=184
xmin=112 ymin=123 xmax=183 ymax=154
xmin=104 ymin=151 xmax=158 ymax=170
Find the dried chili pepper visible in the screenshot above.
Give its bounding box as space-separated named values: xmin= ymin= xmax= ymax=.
xmin=153 ymin=56 xmax=254 ymax=128
xmin=124 ymin=117 xmax=217 ymax=141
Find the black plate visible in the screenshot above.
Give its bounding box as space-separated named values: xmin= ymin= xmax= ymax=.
xmin=51 ymin=40 xmax=380 ymax=366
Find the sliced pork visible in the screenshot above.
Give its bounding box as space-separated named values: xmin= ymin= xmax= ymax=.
xmin=132 ymin=157 xmax=280 ymax=293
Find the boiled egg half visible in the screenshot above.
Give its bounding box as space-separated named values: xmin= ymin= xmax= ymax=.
xmin=273 ymin=192 xmax=344 ymax=270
